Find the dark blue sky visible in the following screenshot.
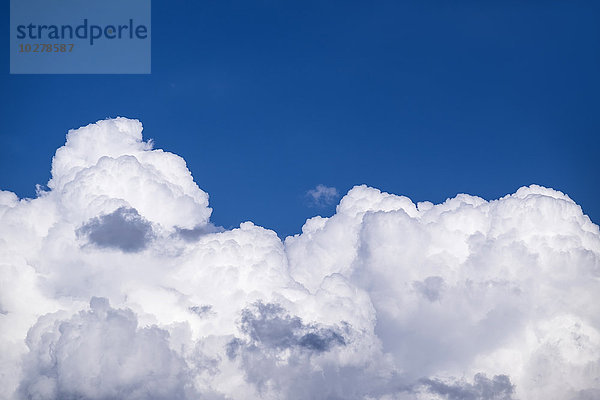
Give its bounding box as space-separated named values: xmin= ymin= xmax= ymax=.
xmin=1 ymin=1 xmax=599 ymax=237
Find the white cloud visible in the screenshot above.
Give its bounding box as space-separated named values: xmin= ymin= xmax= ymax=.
xmin=306 ymin=184 xmax=339 ymax=207
xmin=0 ymin=118 xmax=599 ymax=400
xmin=19 ymin=297 xmax=195 ymax=400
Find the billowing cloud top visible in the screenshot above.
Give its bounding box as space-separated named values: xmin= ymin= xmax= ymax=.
xmin=48 ymin=118 xmax=211 ymax=229
xmin=1 ymin=118 xmax=599 ymax=400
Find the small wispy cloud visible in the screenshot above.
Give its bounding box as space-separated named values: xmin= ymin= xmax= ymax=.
xmin=306 ymin=184 xmax=339 ymax=207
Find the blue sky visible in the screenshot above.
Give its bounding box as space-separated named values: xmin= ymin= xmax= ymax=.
xmin=1 ymin=0 xmax=599 ymax=237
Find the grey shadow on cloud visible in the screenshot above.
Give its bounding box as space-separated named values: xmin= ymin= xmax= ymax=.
xmin=227 ymin=301 xmax=346 ymax=359
xmin=420 ymin=373 xmax=515 ymax=400
xmin=413 ymin=276 xmax=445 ymax=302
xmin=176 ymin=223 xmax=225 ymax=242
xmin=77 ymin=207 xmax=154 ymax=252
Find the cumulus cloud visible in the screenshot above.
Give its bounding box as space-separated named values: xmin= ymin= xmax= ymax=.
xmin=306 ymin=184 xmax=339 ymax=207
xmin=19 ymin=297 xmax=193 ymax=400
xmin=1 ymin=118 xmax=599 ymax=400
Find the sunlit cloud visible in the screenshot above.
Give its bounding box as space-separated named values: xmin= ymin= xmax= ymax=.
xmin=1 ymin=118 xmax=599 ymax=400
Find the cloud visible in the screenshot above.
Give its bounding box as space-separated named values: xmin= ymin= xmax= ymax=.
xmin=19 ymin=298 xmax=194 ymax=400
xmin=306 ymin=184 xmax=339 ymax=207
xmin=0 ymin=118 xmax=599 ymax=400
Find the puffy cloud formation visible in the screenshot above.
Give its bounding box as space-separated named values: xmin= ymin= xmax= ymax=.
xmin=19 ymin=297 xmax=193 ymax=400
xmin=1 ymin=118 xmax=599 ymax=400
